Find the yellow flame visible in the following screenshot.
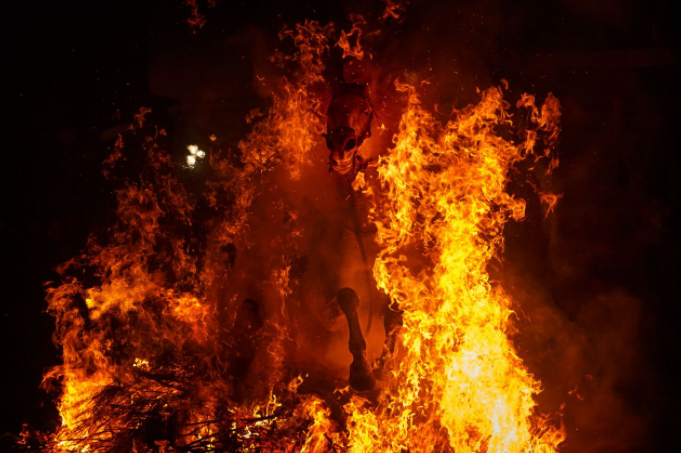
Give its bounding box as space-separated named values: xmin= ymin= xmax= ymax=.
xmin=343 ymin=82 xmax=564 ymax=452
xmin=41 ymin=16 xmax=565 ymax=453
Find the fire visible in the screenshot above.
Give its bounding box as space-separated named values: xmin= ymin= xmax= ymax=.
xmin=539 ymin=192 xmax=563 ymax=219
xmin=336 ymin=15 xmax=367 ymax=60
xmin=380 ymin=0 xmax=406 ymax=22
xmin=344 ymin=83 xmax=564 ymax=452
xmin=31 ymin=13 xmax=565 ymax=453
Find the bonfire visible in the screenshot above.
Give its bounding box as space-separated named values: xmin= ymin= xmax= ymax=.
xmin=15 ymin=5 xmax=566 ymax=453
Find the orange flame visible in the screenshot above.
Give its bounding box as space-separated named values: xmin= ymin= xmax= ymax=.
xmin=336 ymin=15 xmax=368 ymax=60
xmin=37 ymin=16 xmax=565 ymax=453
xmin=539 ymin=192 xmax=563 ymax=219
xmin=343 ymin=82 xmax=565 ymax=452
xmin=381 ymin=0 xmax=407 ymax=22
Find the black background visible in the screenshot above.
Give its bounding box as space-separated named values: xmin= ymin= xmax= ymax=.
xmin=3 ymin=0 xmax=679 ymax=451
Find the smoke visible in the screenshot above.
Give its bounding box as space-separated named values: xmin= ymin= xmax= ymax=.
xmin=505 ymin=267 xmax=652 ymax=453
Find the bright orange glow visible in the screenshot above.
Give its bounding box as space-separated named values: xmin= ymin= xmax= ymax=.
xmin=336 ymin=15 xmax=367 ymax=60
xmin=343 ymin=83 xmax=564 ymax=452
xmin=37 ymin=16 xmax=564 ymax=453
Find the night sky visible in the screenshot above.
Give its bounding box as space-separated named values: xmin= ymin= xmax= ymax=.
xmin=3 ymin=0 xmax=679 ymax=451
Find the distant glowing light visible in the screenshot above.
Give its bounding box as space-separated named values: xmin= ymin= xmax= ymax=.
xmin=186 ymin=144 xmax=206 ymax=168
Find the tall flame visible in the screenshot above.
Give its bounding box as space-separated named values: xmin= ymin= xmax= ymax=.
xmin=344 ymin=83 xmax=564 ymax=452
xmin=39 ymin=21 xmax=335 ymax=452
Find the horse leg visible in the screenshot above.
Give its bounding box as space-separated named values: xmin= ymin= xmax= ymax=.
xmin=337 ymin=287 xmax=375 ymax=391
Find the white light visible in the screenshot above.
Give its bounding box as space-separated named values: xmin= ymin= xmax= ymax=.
xmin=185 ymin=144 xmax=205 ymax=168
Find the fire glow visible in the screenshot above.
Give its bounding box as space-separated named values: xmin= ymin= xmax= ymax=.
xmin=29 ymin=12 xmax=565 ymax=453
